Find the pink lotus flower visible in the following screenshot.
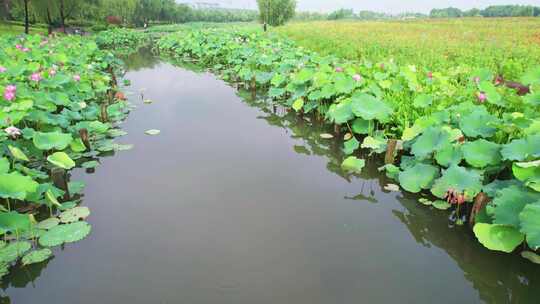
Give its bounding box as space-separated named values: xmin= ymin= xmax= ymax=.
xmin=476 ymin=92 xmax=487 ymax=103
xmin=30 ymin=72 xmax=42 ymax=82
xmin=335 ymin=67 xmax=343 ymax=73
xmin=5 ymin=126 xmax=21 ymax=138
xmin=73 ymin=74 xmax=81 ymax=82
xmin=15 ymin=44 xmax=22 ymax=50
xmin=352 ymin=74 xmax=362 ymax=82
xmin=22 ymin=48 xmax=30 ymax=52
xmin=3 ymin=90 xmax=15 ymax=101
xmin=0 ymin=66 xmax=6 ymax=73
xmin=5 ymin=85 xmax=16 ymax=93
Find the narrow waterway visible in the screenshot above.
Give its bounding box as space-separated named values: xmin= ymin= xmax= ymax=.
xmin=3 ymin=52 xmax=540 ymax=303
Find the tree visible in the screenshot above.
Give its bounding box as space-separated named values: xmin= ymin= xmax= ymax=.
xmin=256 ymin=0 xmax=295 ymax=27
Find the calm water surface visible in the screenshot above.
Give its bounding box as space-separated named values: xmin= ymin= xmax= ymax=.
xmin=3 ymin=53 xmax=540 ymax=303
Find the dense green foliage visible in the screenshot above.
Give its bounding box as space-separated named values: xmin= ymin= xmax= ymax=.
xmin=156 ymin=27 xmax=540 ymax=257
xmin=431 ymin=5 xmax=540 ymax=18
xmin=0 ymin=33 xmax=131 ymax=277
xmin=256 ymin=0 xmax=296 ymax=26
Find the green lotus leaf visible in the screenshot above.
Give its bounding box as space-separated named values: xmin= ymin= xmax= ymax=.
xmin=411 ymin=126 xmax=452 ymax=159
xmin=0 ymin=158 xmax=9 ymax=174
xmin=0 ymin=241 xmax=32 ymax=263
xmin=22 ymin=249 xmax=53 ymax=266
xmin=459 ymin=106 xmax=498 ymax=138
xmin=69 ymin=181 xmax=86 ymax=195
xmin=473 ymin=223 xmax=524 ymax=253
xmin=398 ymin=163 xmax=439 ymax=193
xmin=327 ymin=99 xmax=353 ymax=124
xmin=8 ymin=145 xmax=29 ymax=162
xmin=521 ymin=66 xmax=540 ymax=86
xmin=0 ymin=172 xmax=39 ymax=200
xmin=519 ymin=202 xmax=540 ymax=249
xmin=360 ymin=136 xmax=387 ymax=153
xmin=59 ymin=207 xmax=90 ymax=223
xmin=435 ymin=144 xmax=463 ymax=167
xmin=432 ymin=200 xmax=451 ymax=210
xmin=33 ymin=131 xmax=73 ymax=150
xmin=491 ymin=185 xmax=540 ymax=227
xmin=292 ymin=98 xmax=304 ymax=112
xmin=413 ymin=94 xmax=433 ymax=108
xmin=81 ymin=161 xmax=99 ymax=169
xmin=501 ymin=135 xmax=540 ymax=161
xmin=351 ymin=93 xmax=393 ymax=122
xmin=478 ymin=81 xmax=503 ymax=106
xmin=351 ymin=118 xmax=373 ymax=135
xmin=521 ymin=251 xmax=540 ymax=264
xmin=70 ymin=138 xmax=87 ymax=152
xmin=341 ymin=156 xmax=365 ymax=174
xmin=334 ymin=74 xmax=355 ymax=94
xmin=462 ymin=139 xmax=501 ymax=168
xmin=523 ymin=92 xmax=540 ymax=106
xmin=513 ymin=161 xmax=540 ymax=191
xmin=431 ymin=165 xmax=482 ymax=199
xmin=482 ymin=179 xmax=522 ymax=198
xmin=39 ymin=222 xmax=92 ymax=247
xmin=343 ymin=137 xmax=359 ymax=155
xmin=47 ymin=152 xmax=76 ymax=170
xmin=36 ymin=218 xmax=60 ymax=230
xmin=0 ymin=212 xmax=32 ymax=233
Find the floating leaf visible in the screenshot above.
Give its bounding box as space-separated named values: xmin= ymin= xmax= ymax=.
xmin=341 ymin=156 xmax=365 ymax=174
xmin=432 ymin=200 xmax=451 ymax=210
xmin=39 ymin=222 xmax=92 ymax=247
xmin=398 ymin=163 xmax=439 ymax=193
xmin=145 ymin=129 xmax=160 ymax=135
xmin=319 ymin=133 xmax=334 ymax=139
xmin=360 ymin=136 xmax=387 ymax=153
xmin=36 ymin=218 xmax=60 ymax=230
xmin=462 ymin=139 xmax=501 ymax=168
xmin=59 ymin=207 xmax=90 ymax=223
xmin=384 ymin=184 xmax=400 ymax=192
xmin=81 ymin=161 xmax=99 ymax=169
xmin=473 ymin=223 xmax=524 ymax=253
xmin=47 ymin=152 xmax=75 ymax=170
xmin=0 ymin=241 xmax=32 ymax=263
xmin=22 ymin=249 xmax=53 ymax=266
xmin=521 ymin=251 xmax=540 ymax=264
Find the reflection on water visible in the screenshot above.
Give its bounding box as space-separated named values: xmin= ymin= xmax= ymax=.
xmin=3 ymin=50 xmax=540 ymax=303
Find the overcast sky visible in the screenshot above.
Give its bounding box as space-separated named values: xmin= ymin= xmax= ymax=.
xmin=182 ymin=0 xmax=540 ymax=14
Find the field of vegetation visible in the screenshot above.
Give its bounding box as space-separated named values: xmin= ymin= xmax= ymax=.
xmin=156 ymin=21 xmax=540 ymax=260
xmin=276 ymin=18 xmax=540 ymax=80
xmin=1 ymin=8 xmax=540 ymax=295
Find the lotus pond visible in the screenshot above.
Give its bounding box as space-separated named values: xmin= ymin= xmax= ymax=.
xmin=1 ymin=25 xmax=540 ymax=302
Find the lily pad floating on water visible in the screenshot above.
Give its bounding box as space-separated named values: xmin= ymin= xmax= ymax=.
xmin=473 ymin=223 xmax=524 ymax=253
xmin=384 ymin=184 xmax=400 ymax=192
xmin=59 ymin=206 xmax=90 ymax=223
xmin=143 ymin=99 xmax=153 ymax=104
xmin=36 ymin=218 xmax=60 ymax=230
xmin=432 ymin=200 xmax=451 ymax=210
xmin=319 ymin=133 xmax=334 ymax=139
xmin=81 ymin=160 xmax=99 ymax=169
xmin=0 ymin=241 xmax=32 ymax=263
xmin=22 ymin=249 xmax=53 ymax=266
xmin=341 ymin=156 xmax=365 ymax=174
xmin=521 ymin=251 xmax=540 ymax=264
xmin=398 ymin=163 xmax=439 ymax=193
xmin=39 ymin=222 xmax=92 ymax=247
xmin=145 ymin=129 xmax=161 ymax=136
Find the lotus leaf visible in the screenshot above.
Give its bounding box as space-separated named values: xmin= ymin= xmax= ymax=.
xmin=398 ymin=163 xmax=439 ymax=193
xmin=473 ymin=223 xmax=524 ymax=253
xmin=22 ymin=249 xmax=53 ymax=266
